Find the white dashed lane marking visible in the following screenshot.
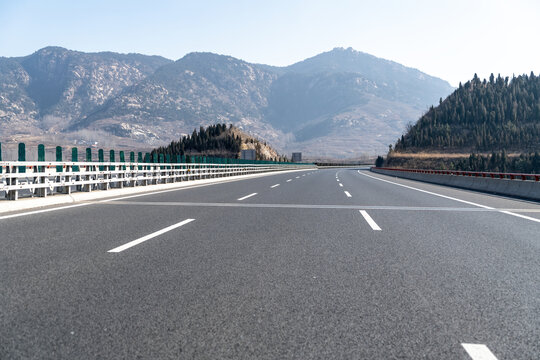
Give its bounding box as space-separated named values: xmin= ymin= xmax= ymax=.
xmin=108 ymin=219 xmax=195 ymax=253
xmin=237 ymin=193 xmax=258 ymax=201
xmin=461 ymin=344 xmax=498 ymax=360
xmin=359 ymin=210 xmax=381 ymax=231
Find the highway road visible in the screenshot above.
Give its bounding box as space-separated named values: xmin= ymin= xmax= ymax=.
xmin=1 ymin=168 xmax=539 ymax=359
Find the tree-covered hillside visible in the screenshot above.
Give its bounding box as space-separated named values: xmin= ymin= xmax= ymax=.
xmin=152 ymin=124 xmax=286 ymax=161
xmin=152 ymin=124 xmax=241 ymax=158
xmin=394 ymin=73 xmax=540 ymax=152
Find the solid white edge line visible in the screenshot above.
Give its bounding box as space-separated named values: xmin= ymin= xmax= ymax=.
xmin=499 ymin=210 xmax=540 ymax=223
xmin=0 ymin=203 xmax=91 ymax=220
xmin=461 ymin=344 xmax=498 ymax=360
xmin=344 ymin=191 xmax=352 ymax=197
xmin=237 ymin=192 xmax=258 ymax=201
xmin=270 ymin=184 xmax=280 ymax=188
xmin=359 ymin=171 xmax=493 ymax=209
xmin=360 ymin=171 xmax=540 ymax=224
xmin=108 ymin=218 xmax=195 ymax=253
xmin=359 ymin=210 xmax=381 ymax=230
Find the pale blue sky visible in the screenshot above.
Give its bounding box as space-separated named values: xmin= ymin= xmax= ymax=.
xmin=1 ymin=0 xmax=539 ymax=86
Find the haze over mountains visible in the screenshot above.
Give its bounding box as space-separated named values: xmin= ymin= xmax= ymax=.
xmin=0 ymin=46 xmax=453 ymax=157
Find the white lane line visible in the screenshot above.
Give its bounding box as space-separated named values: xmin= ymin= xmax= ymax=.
xmin=359 ymin=210 xmax=381 ymax=230
xmin=339 ymin=183 xmax=343 ymax=187
xmin=360 ymin=171 xmax=540 ymax=224
xmin=359 ymin=171 xmax=492 ymax=208
xmin=0 ymin=203 xmax=91 ymax=220
xmin=270 ymin=184 xmax=280 ymax=188
xmin=498 ymin=210 xmax=540 ymax=223
xmin=336 ymin=179 xmax=340 ymax=182
xmin=461 ymin=344 xmax=498 ymax=360
xmin=237 ymin=192 xmax=258 ymax=201
xmin=295 ymin=176 xmax=300 ymax=179
xmin=344 ymin=191 xmax=352 ymax=197
xmin=108 ymin=218 xmax=195 ymax=253
xmin=286 ymin=179 xmax=292 ymax=182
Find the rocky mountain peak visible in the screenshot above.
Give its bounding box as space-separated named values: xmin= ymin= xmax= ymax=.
xmin=0 ymin=47 xmax=453 ymax=157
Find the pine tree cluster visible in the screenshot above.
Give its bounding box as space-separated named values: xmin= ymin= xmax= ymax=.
xmin=395 ymin=73 xmax=540 ymax=152
xmin=153 ymin=124 xmax=242 ymax=158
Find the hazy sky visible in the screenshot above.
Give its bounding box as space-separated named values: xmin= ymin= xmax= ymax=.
xmin=1 ymin=0 xmax=539 ymax=86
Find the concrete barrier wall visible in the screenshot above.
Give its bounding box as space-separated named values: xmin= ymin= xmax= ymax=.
xmin=371 ymin=168 xmax=540 ymax=201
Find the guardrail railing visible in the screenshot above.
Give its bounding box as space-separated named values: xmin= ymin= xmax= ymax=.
xmin=374 ymin=167 xmax=540 ymax=182
xmin=0 ymin=161 xmax=305 ymax=200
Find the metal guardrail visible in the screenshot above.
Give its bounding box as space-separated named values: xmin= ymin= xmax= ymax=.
xmin=0 ymin=161 xmax=305 ymax=200
xmin=374 ymin=167 xmax=540 ymax=181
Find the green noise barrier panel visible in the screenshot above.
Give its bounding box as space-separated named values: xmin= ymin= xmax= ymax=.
xmin=56 ymin=146 xmax=62 ymax=172
xmin=38 ymin=144 xmax=45 ymax=172
xmin=109 ymin=150 xmax=115 ymax=171
xmin=138 ymin=152 xmax=143 ymax=170
xmin=98 ymin=149 xmax=104 ymax=171
xmin=18 ymin=143 xmax=26 ymax=173
xmin=120 ymin=151 xmax=126 ymax=170
xmin=72 ymin=148 xmax=79 ymax=171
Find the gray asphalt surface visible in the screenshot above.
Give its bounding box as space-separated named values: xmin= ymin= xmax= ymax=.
xmin=1 ymin=168 xmax=539 ymax=359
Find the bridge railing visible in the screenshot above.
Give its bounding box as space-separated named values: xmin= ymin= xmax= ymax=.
xmin=0 ymin=161 xmax=305 ymax=200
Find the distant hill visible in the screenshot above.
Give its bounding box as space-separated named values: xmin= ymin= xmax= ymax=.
xmin=0 ymin=46 xmax=453 ymax=156
xmin=0 ymin=46 xmax=171 ymax=145
xmin=394 ymin=73 xmax=540 ymax=153
xmin=286 ymin=47 xmax=451 ymax=109
xmin=152 ymin=124 xmax=284 ymax=161
xmin=68 ymin=52 xmax=279 ymax=146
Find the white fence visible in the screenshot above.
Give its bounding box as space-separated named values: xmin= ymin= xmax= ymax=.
xmin=0 ymin=161 xmax=306 ymax=200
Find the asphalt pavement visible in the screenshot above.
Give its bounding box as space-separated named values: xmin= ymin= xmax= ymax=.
xmin=1 ymin=168 xmax=539 ymax=359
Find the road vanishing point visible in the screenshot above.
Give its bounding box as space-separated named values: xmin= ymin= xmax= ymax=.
xmin=1 ymin=168 xmax=539 ymax=359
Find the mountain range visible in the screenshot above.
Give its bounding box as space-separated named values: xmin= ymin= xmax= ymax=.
xmin=0 ymin=46 xmax=453 ymax=157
